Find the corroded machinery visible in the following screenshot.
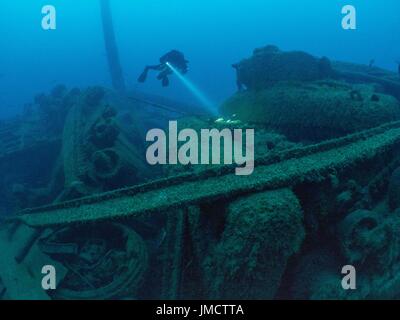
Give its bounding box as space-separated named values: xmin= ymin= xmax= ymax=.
xmin=2 ymin=45 xmax=400 ymax=300
xmin=0 ymin=119 xmax=400 ymax=299
xmin=16 ymin=121 xmax=400 ymax=226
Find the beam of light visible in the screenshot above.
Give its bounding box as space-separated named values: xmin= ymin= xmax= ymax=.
xmin=166 ymin=62 xmax=216 ymax=115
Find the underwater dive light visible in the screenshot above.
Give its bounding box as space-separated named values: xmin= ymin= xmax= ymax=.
xmin=166 ymin=62 xmax=216 ymax=114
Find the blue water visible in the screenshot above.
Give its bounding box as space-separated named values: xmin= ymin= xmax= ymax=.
xmin=0 ymin=0 xmax=399 ymax=118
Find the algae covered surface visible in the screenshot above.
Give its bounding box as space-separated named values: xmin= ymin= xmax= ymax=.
xmin=2 ymin=43 xmax=400 ymax=300
xmin=1 ymin=1 xmax=400 ymax=301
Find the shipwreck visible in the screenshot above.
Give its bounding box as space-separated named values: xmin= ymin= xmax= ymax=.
xmin=1 ymin=46 xmax=400 ymax=300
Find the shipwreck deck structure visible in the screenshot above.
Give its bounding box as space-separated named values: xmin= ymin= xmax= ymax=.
xmin=14 ymin=120 xmax=400 ymax=227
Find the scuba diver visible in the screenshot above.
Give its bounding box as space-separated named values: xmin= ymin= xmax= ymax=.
xmin=138 ymin=50 xmax=189 ymax=87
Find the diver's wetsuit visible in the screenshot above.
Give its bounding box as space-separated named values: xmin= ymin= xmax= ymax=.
xmin=138 ymin=50 xmax=189 ymax=87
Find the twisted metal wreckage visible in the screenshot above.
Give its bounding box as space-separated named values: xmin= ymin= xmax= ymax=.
xmin=1 ymin=46 xmax=400 ymax=300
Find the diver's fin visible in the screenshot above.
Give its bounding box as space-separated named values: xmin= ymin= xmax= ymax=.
xmin=138 ymin=69 xmax=148 ymax=83
xmin=162 ymin=77 xmax=169 ymax=87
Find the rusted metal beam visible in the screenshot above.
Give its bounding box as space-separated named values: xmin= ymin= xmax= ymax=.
xmin=14 ymin=121 xmax=400 ymax=227
xmin=100 ymin=0 xmax=126 ymax=93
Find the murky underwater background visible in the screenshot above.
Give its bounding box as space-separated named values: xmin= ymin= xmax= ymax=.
xmin=0 ymin=0 xmax=399 ymax=118
xmin=1 ymin=0 xmax=400 ymax=301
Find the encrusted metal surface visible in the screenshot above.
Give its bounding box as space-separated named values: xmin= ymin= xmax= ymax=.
xmin=15 ymin=120 xmax=400 ymax=227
